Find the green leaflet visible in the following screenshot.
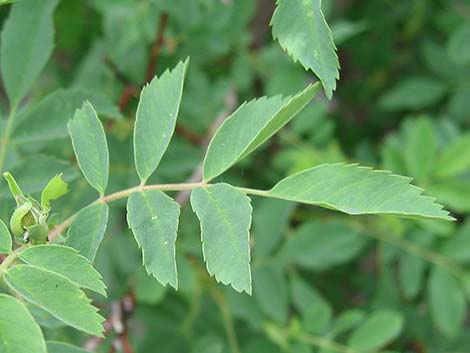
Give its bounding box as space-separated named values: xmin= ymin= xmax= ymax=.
xmin=0 ymin=294 xmax=47 ymax=353
xmin=65 ymin=202 xmax=109 ymax=263
xmin=19 ymin=244 xmax=107 ymax=296
xmin=448 ymin=23 xmax=470 ymax=65
xmin=0 ymin=155 xmax=78 ymax=199
xmin=0 ymin=0 xmax=58 ymax=105
xmin=253 ymin=265 xmax=288 ymax=324
xmin=404 ymin=117 xmax=437 ymax=183
xmin=4 ymin=265 xmax=105 ymax=336
xmin=253 ymin=198 xmax=294 ymax=258
xmin=12 ymin=89 xmax=122 ymax=144
xmin=433 ymin=133 xmax=470 ymax=179
xmin=290 ymin=277 xmax=332 ymax=333
xmin=0 ymin=218 xmax=12 ymax=254
xmin=134 ymin=59 xmax=188 ymax=183
xmin=268 ymin=163 xmax=453 ymax=220
xmin=271 ymin=0 xmax=339 ymax=99
xmin=280 ymin=220 xmax=367 ymax=271
xmin=398 ymin=230 xmax=432 ymax=300
xmin=41 ymin=174 xmax=68 ymax=211
xmin=68 ymin=101 xmax=109 ymax=195
xmin=379 ymin=76 xmax=447 ymax=111
xmin=204 ymin=84 xmax=319 ymax=181
xmin=47 ymin=341 xmax=91 ymax=353
xmin=428 ymin=266 xmax=466 ymax=338
xmin=347 ymin=310 xmax=403 ymax=351
xmin=127 ymin=190 xmax=180 ymax=289
xmin=190 ymin=183 xmax=252 ymax=294
xmin=135 ymin=267 xmax=167 ymax=305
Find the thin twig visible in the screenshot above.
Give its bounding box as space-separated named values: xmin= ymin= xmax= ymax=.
xmin=146 ymin=12 xmax=169 ymax=83
xmin=209 ymin=286 xmax=241 ymax=353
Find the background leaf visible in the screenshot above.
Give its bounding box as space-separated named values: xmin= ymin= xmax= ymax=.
xmin=448 ymin=23 xmax=470 ymax=65
xmin=433 ymin=133 xmax=470 ymax=179
xmin=134 ymin=59 xmax=188 ymax=183
xmin=269 ymin=163 xmax=453 ymax=220
xmin=0 ymin=294 xmax=47 ymax=353
xmin=428 ymin=266 xmax=466 ymax=338
xmin=0 ymin=218 xmax=12 ymax=254
xmin=65 ymin=202 xmax=109 ymax=263
xmin=4 ymin=265 xmax=104 ymax=336
xmin=191 ymin=183 xmax=252 ymax=294
xmin=347 ymin=310 xmax=403 ymax=351
xmin=271 ymin=0 xmax=339 ymax=98
xmin=47 ymin=341 xmax=91 ymax=353
xmin=127 ymin=190 xmax=180 ymax=288
xmin=12 ymin=89 xmax=121 ymax=144
xmin=253 ymin=265 xmax=288 ymax=324
xmin=0 ymin=0 xmax=58 ymax=105
xmin=0 ymin=155 xmax=78 ymax=199
xmin=379 ymin=77 xmax=447 ymax=111
xmin=280 ymin=220 xmax=367 ymax=271
xmin=404 ymin=117 xmax=437 ymax=183
xmin=68 ymin=101 xmax=109 ymax=195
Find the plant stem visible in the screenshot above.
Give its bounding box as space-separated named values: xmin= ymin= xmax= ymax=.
xmin=235 ymin=186 xmax=271 ymax=198
xmin=296 ymin=332 xmax=360 ymax=353
xmin=49 ymin=181 xmax=272 ymax=241
xmin=0 ymin=247 xmax=25 ymax=277
xmin=0 ymin=106 xmax=17 ymax=173
xmin=101 ymin=182 xmax=205 ymax=203
xmin=366 ymin=229 xmax=467 ymax=278
xmin=209 ymin=286 xmax=241 ymax=353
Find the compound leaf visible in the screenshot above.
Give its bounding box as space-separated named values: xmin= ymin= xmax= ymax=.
xmin=0 ymin=219 xmax=12 ymax=254
xmin=191 ymin=183 xmax=252 ymax=294
xmin=271 ymin=0 xmax=339 ymax=98
xmin=127 ymin=190 xmax=180 ymax=289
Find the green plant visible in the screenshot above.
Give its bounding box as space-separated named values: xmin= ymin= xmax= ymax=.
xmin=1 ymin=1 xmax=469 ymax=352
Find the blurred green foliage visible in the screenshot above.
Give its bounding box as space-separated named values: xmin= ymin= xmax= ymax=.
xmin=0 ymin=0 xmax=469 ymax=352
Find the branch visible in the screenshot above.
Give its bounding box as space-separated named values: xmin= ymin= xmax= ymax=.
xmin=146 ymin=12 xmax=169 ymax=83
